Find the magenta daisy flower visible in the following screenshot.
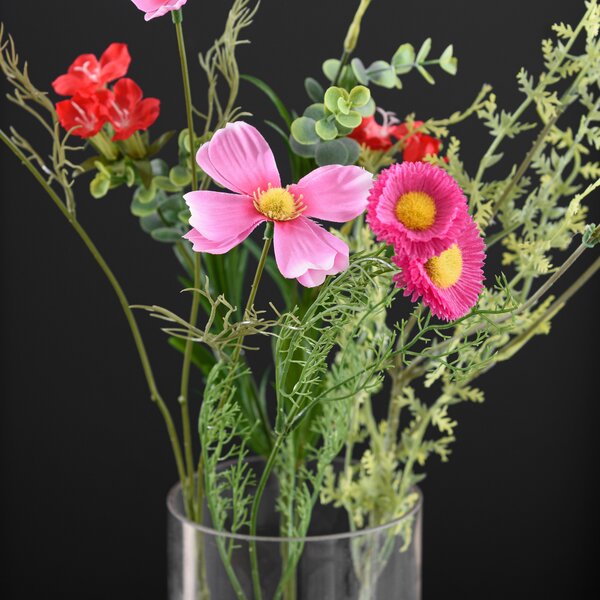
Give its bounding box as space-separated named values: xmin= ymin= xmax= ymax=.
xmin=367 ymin=161 xmax=469 ymax=259
xmin=393 ymin=218 xmax=486 ymax=321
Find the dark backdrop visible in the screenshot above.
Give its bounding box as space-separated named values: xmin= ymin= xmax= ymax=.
xmin=1 ymin=1 xmax=598 ymax=599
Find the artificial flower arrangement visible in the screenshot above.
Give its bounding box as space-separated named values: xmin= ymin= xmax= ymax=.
xmin=1 ymin=0 xmax=599 ymax=598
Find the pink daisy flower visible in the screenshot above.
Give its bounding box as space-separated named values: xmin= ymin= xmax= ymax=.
xmin=393 ymin=217 xmax=486 ymax=321
xmin=367 ymin=161 xmax=469 ymax=259
xmin=184 ymin=122 xmax=372 ymax=288
xmin=130 ymin=0 xmax=188 ymax=21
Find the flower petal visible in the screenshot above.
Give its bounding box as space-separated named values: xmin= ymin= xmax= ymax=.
xmin=196 ymin=122 xmax=281 ymax=195
xmin=99 ymin=43 xmax=131 ymax=83
xmin=183 ymin=226 xmax=259 ymax=255
xmin=184 ymin=190 xmax=265 ymax=243
xmin=273 ymin=217 xmax=349 ymax=285
xmin=289 ymin=165 xmax=372 ymax=223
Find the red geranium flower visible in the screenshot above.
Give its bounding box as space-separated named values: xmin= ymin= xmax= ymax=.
xmin=395 ymin=121 xmax=442 ymax=162
xmin=52 ymin=43 xmax=131 ymax=97
xmin=56 ymin=93 xmax=108 ymax=138
xmin=348 ymin=112 xmax=401 ymax=151
xmin=104 ymin=78 xmax=160 ymax=141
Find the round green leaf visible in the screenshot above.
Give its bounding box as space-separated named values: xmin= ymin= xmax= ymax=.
xmin=304 ymin=77 xmax=324 ymax=103
xmin=90 ymin=174 xmax=110 ymax=199
xmin=131 ymin=193 xmax=158 ymax=217
xmin=315 ymin=139 xmax=349 ymax=166
xmin=125 ymin=165 xmax=136 ymax=187
xmin=337 ymin=97 xmax=351 ymax=115
xmin=350 ymin=58 xmax=369 ymax=85
xmin=324 ymin=87 xmax=346 ymax=113
xmin=356 ymin=97 xmax=376 ymax=117
xmin=134 ymin=182 xmax=158 ymax=204
xmin=151 ymin=227 xmax=184 ymax=243
xmin=291 ymin=116 xmax=319 ymax=145
xmin=154 ymin=175 xmax=181 ymax=192
xmin=150 ymin=158 xmax=169 ymax=177
xmin=335 ymin=110 xmax=362 ymax=129
xmin=322 ymin=58 xmax=341 ymax=82
xmin=349 ymin=85 xmax=370 ymax=108
xmin=366 ymin=61 xmax=397 ymax=89
xmin=170 ymin=165 xmax=192 ymax=187
xmin=140 ymin=213 xmax=163 ymax=234
xmin=315 ymin=118 xmax=338 ymax=141
xmin=392 ymin=43 xmax=416 ymax=74
xmin=303 ymin=103 xmax=326 ymax=121
xmin=289 ymin=135 xmax=318 ymax=158
xmin=338 ymin=137 xmax=361 ymax=165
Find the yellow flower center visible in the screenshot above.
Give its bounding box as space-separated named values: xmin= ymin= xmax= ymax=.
xmin=395 ymin=191 xmax=437 ymax=231
xmin=253 ymin=185 xmax=305 ymax=221
xmin=425 ymin=244 xmax=463 ymax=289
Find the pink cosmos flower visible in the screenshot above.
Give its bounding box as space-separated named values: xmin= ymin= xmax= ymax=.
xmin=131 ymin=0 xmax=188 ymax=21
xmin=367 ymin=161 xmax=468 ymax=260
xmin=184 ymin=122 xmax=372 ymax=287
xmin=52 ymin=43 xmax=131 ymax=97
xmin=393 ymin=217 xmax=486 ymax=321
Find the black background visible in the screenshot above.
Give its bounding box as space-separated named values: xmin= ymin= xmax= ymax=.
xmin=1 ymin=1 xmax=599 ymax=599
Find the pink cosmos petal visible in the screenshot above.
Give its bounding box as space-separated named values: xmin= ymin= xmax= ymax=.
xmin=273 ymin=217 xmax=349 ymax=286
xmin=183 ymin=226 xmax=260 ymax=255
xmin=131 ymin=0 xmax=188 ymax=21
xmin=367 ymin=161 xmax=469 ymax=260
xmin=289 ymin=165 xmax=372 ymax=223
xmin=184 ymin=190 xmax=264 ymax=242
xmin=392 ymin=217 xmax=486 ymax=321
xmin=196 ymin=122 xmax=281 ymax=195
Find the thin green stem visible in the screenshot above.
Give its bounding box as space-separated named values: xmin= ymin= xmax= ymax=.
xmin=0 ymin=129 xmax=187 ymax=486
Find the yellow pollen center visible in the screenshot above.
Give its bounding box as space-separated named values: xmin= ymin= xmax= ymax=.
xmin=425 ymin=244 xmax=463 ymax=289
xmin=253 ymin=186 xmax=304 ymax=221
xmin=395 ymin=191 xmax=437 ymax=231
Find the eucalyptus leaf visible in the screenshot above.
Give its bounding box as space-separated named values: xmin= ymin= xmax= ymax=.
xmin=134 ymin=182 xmax=158 ymax=204
xmin=356 ymin=97 xmax=376 ymax=117
xmin=337 ymin=137 xmax=361 ymax=165
xmin=315 ymin=118 xmax=338 ymax=141
xmin=169 ymin=165 xmax=192 ymax=187
xmin=416 ymin=38 xmax=432 ymax=63
xmin=304 ymin=77 xmax=324 ymax=103
xmin=349 ymin=85 xmax=370 ymax=108
xmin=350 ymin=58 xmax=369 ymax=85
xmin=440 ymin=45 xmax=458 ymax=75
xmin=322 ymin=58 xmax=341 ymax=82
xmin=291 ymin=116 xmax=319 ymax=145
xmin=151 ymin=227 xmax=184 ymax=243
xmin=131 ymin=193 xmax=158 ymax=217
xmin=315 ymin=139 xmax=349 ymax=166
xmin=392 ymin=43 xmax=416 ymax=74
xmin=154 ymin=176 xmax=181 ymax=192
xmin=335 ymin=110 xmax=362 ymax=129
xmin=366 ymin=60 xmax=397 ymax=89
xmin=337 ymin=97 xmax=351 ymax=115
xmin=140 ymin=213 xmax=163 ymax=234
xmin=90 ymin=174 xmax=110 ymax=199
xmin=303 ymin=103 xmax=326 ymax=121
xmin=416 ymin=64 xmax=436 ymax=85
xmin=324 ymin=87 xmax=346 ymax=113
xmin=289 ymin=135 xmax=318 ymax=158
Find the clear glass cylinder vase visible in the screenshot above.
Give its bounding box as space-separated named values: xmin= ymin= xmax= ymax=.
xmin=167 ymin=458 xmax=422 ymax=600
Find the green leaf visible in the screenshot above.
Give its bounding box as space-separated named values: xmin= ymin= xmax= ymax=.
xmin=315 ymin=139 xmax=349 ymax=166
xmin=324 ymin=87 xmax=346 ymax=113
xmin=322 ymin=58 xmax=341 ymax=82
xmin=131 ymin=192 xmax=158 ymax=217
xmin=289 ymin=135 xmax=318 ymax=158
xmin=154 ymin=175 xmax=181 ymax=192
xmin=315 ymin=118 xmax=338 ymax=141
xmin=392 ymin=43 xmax=415 ymax=74
xmin=337 ymin=97 xmax=351 ymax=115
xmin=125 ymin=165 xmax=136 ymax=187
xmin=140 ymin=213 xmax=163 ymax=234
xmin=291 ymin=116 xmax=319 ymax=145
xmin=303 ymin=103 xmax=326 ymax=121
xmin=90 ymin=174 xmax=110 ymax=199
xmin=146 ymin=130 xmax=175 ymax=156
xmin=350 ymin=58 xmax=369 ymax=85
xmin=169 ymin=165 xmax=192 ymax=187
xmin=134 ymin=182 xmax=157 ymax=205
xmin=240 ymin=74 xmax=293 ymax=126
xmin=338 ymin=137 xmax=361 ymax=164
xmin=349 ymin=85 xmax=370 ymax=108
xmin=439 ymin=44 xmax=458 ymax=75
xmin=304 ymin=77 xmax=324 ymax=103
xmin=356 ymin=97 xmax=376 ymax=117
xmin=151 ymin=227 xmax=183 ymax=243
xmin=150 ymin=158 xmax=169 ymax=177
xmin=335 ymin=110 xmax=362 ymax=129
xmin=416 ymin=64 xmax=436 ymax=85
xmin=366 ymin=60 xmax=397 ymax=89
xmin=416 ymin=38 xmax=432 ymax=63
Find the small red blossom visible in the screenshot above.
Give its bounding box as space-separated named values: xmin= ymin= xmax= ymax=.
xmin=52 ymin=43 xmax=131 ymax=97
xmin=395 ymin=121 xmax=442 ymax=163
xmin=104 ymin=78 xmax=160 ymax=141
xmin=348 ymin=114 xmax=400 ymax=151
xmin=56 ymin=93 xmax=108 ymax=138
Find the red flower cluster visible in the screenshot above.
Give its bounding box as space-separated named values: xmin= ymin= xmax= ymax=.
xmin=349 ymin=114 xmax=442 ymax=163
xmin=53 ymin=43 xmax=160 ymax=141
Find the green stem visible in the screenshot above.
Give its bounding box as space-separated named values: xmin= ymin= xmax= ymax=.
xmin=0 ymin=129 xmax=187 ymax=486
xmin=172 ymin=8 xmax=203 ymax=519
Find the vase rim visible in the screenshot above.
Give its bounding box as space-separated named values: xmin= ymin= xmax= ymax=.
xmin=166 ymin=456 xmax=423 ymax=543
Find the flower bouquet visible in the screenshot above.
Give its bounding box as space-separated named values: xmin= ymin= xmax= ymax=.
xmin=1 ymin=0 xmax=599 ymax=598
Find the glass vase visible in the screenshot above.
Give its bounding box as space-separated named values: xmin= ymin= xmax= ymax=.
xmin=167 ymin=458 xmax=422 ymax=600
